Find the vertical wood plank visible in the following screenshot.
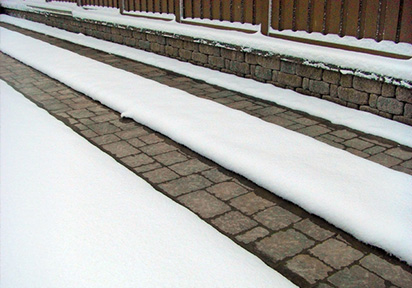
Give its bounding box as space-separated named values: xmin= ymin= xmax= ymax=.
xmin=174 ymin=0 xmax=182 ymax=22
xmin=211 ymin=0 xmax=221 ymax=20
xmin=256 ymin=0 xmax=270 ymax=34
xmin=192 ymin=0 xmax=201 ymax=18
xmin=202 ymin=0 xmax=212 ymax=19
xmin=362 ymin=0 xmax=380 ymax=39
xmin=281 ymin=0 xmax=294 ymax=30
xmin=271 ymin=0 xmax=280 ymax=30
xmin=183 ymin=0 xmax=193 ymax=18
xmin=221 ymin=0 xmax=231 ymax=22
xmin=295 ymin=0 xmax=310 ymax=31
xmin=341 ymin=0 xmax=360 ymax=37
xmin=324 ymin=0 xmax=341 ymax=35
xmin=233 ymin=0 xmax=243 ymax=22
xmin=399 ymin=0 xmax=412 ymax=43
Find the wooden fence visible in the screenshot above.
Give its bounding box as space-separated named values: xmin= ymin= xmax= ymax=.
xmin=51 ymin=0 xmax=411 ymax=44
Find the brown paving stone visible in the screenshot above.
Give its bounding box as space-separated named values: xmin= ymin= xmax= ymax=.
xmin=90 ymin=113 xmax=118 ymax=123
xmin=363 ymin=145 xmax=386 ymax=155
xmin=79 ymin=129 xmax=98 ymax=138
xmin=327 ymin=265 xmax=385 ymax=288
xmin=121 ymin=153 xmax=154 ymax=167
xmin=159 ymin=174 xmax=212 ymax=197
xmin=206 ymin=181 xmax=249 ymax=201
xmin=235 ymin=227 xmax=269 ymax=244
xmin=343 ymin=138 xmax=375 ymax=150
xmin=294 ymin=219 xmax=334 ymax=241
xmin=133 ymin=162 xmax=162 ymax=173
xmin=91 ymin=133 xmax=120 ymax=145
xmin=297 ymin=125 xmax=331 ymax=137
xmin=330 ymin=129 xmax=358 ymax=140
xmin=142 ymin=167 xmax=179 ymax=184
xmin=360 ymin=254 xmax=412 ymax=288
xmin=102 ymin=141 xmax=139 ymax=157
xmin=177 ymin=190 xmax=231 ymax=218
xmin=385 ymin=147 xmax=412 ymax=160
xmin=262 ymin=115 xmax=295 ymax=127
xmin=169 ymin=159 xmax=211 ymax=176
xmin=310 ymin=239 xmax=364 ymax=269
xmin=201 ymin=168 xmax=231 ymax=183
xmin=67 ymin=109 xmax=95 ymax=119
xmin=254 ymin=206 xmax=301 ymax=231
xmin=115 ymin=127 xmax=148 ymax=139
xmin=127 ymin=138 xmax=146 ymax=148
xmin=211 ymin=211 xmax=257 ymax=235
xmin=286 ymin=255 xmax=333 ymax=284
xmin=88 ymin=122 xmax=121 ymax=135
xmin=254 ymin=106 xmax=286 ymax=116
xmin=229 ymin=192 xmax=274 ymax=215
xmin=140 ymin=142 xmax=177 ymax=156
xmin=154 ymin=151 xmax=188 ymax=166
xmin=256 ymin=229 xmax=315 ymax=262
xmin=345 ymin=147 xmax=369 ymax=158
xmin=368 ymin=153 xmax=403 ymax=167
xmin=139 ymin=133 xmax=163 ymax=144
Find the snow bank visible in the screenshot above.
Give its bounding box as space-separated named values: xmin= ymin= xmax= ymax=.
xmin=1 ymin=0 xmax=411 ymax=82
xmin=1 ymin=16 xmax=411 ymax=147
xmin=2 ymin=28 xmax=412 ymax=265
xmin=0 ymin=80 xmax=296 ymax=287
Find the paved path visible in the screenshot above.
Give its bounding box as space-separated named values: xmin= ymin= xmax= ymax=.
xmin=1 ymin=23 xmax=412 ymax=287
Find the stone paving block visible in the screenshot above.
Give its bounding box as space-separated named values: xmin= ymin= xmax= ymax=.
xmin=229 ymin=192 xmax=274 ymax=215
xmin=294 ymin=219 xmax=334 ymax=241
xmin=169 ymin=159 xmax=211 ymax=176
xmin=121 ymin=153 xmax=154 ymax=167
xmin=201 ymin=168 xmax=231 ymax=183
xmin=330 ymin=129 xmax=358 ymax=140
xmin=368 ymin=153 xmax=403 ymax=167
xmin=227 ymin=100 xmax=255 ymax=109
xmin=256 ymin=229 xmax=314 ymax=262
xmin=327 ymin=265 xmax=385 ymax=288
xmin=343 ymin=138 xmax=374 ymax=150
xmin=134 ymin=162 xmax=162 ymax=173
xmin=207 ymin=181 xmax=249 ymax=201
xmin=235 ymin=227 xmax=269 ymax=244
xmin=297 ymin=125 xmax=331 ymax=137
xmin=79 ymin=129 xmax=98 ymax=138
xmin=140 ymin=142 xmax=177 ymax=156
xmin=286 ymin=255 xmax=333 ymax=284
xmin=177 ymin=190 xmax=231 ymax=218
xmin=211 ymin=211 xmax=257 ymax=235
xmin=154 ymin=151 xmax=188 ymax=166
xmin=115 ymin=127 xmax=148 ymax=139
xmin=102 ymin=141 xmax=139 ymax=158
xmin=139 ymin=133 xmax=163 ymax=144
xmin=363 ymin=145 xmax=386 ymax=155
xmin=262 ymin=115 xmax=295 ymax=127
xmin=360 ymin=254 xmax=412 ymax=288
xmin=384 ymin=147 xmax=412 ymax=160
xmin=254 ymin=206 xmax=301 ymax=231
xmin=90 ymin=113 xmax=118 ymax=123
xmin=67 ymin=108 xmax=95 ymax=119
xmin=401 ymin=159 xmax=412 ymax=169
xmin=310 ymin=238 xmax=363 ymax=269
xmin=345 ymin=148 xmax=369 ymax=158
xmin=159 ymin=174 xmax=212 ymax=197
xmin=142 ymin=167 xmax=179 ymax=184
xmin=254 ymin=106 xmax=286 ymax=116
xmin=127 ymin=138 xmax=146 ymax=148
xmin=88 ymin=122 xmax=121 ymax=135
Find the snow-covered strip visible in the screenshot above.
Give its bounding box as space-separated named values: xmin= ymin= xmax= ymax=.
xmin=1 ymin=81 xmax=296 ymax=288
xmin=1 ymin=0 xmax=412 ymax=81
xmin=1 ymin=16 xmax=412 ymax=147
xmin=2 ymin=28 xmax=412 ymax=264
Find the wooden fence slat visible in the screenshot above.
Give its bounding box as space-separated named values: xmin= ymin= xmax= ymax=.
xmin=192 ymin=0 xmax=201 ymax=18
xmin=271 ymin=0 xmax=280 ymax=29
xmin=211 ymin=0 xmax=221 ymax=21
xmin=295 ymin=0 xmax=310 ymax=31
xmin=341 ymin=0 xmax=360 ymax=38
xmin=233 ymin=0 xmax=243 ymax=23
xmin=362 ymin=0 xmax=380 ymax=40
xmin=309 ymin=0 xmax=324 ymax=33
xmin=324 ymin=0 xmax=341 ymax=35
xmin=201 ymin=0 xmax=211 ymax=19
xmin=280 ymin=0 xmax=294 ymax=30
xmin=399 ymin=0 xmax=412 ymax=43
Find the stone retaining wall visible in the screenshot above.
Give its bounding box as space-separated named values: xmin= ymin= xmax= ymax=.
xmin=3 ymin=8 xmax=412 ymax=126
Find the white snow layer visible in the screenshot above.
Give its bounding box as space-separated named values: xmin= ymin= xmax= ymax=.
xmin=1 ymin=0 xmax=412 ymax=80
xmin=1 ymin=28 xmax=412 ymax=265
xmin=1 ymin=16 xmax=412 ymax=147
xmin=0 ymin=81 xmax=296 ymax=288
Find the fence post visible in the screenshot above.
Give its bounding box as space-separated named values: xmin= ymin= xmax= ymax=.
xmin=174 ymin=0 xmax=182 ymax=22
xmin=77 ymin=0 xmax=82 ymax=7
xmin=119 ymin=0 xmax=124 ymax=14
xmin=257 ymin=0 xmax=271 ymax=35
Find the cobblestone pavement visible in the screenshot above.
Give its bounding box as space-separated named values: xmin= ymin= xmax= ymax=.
xmin=1 ymin=23 xmax=412 ymax=287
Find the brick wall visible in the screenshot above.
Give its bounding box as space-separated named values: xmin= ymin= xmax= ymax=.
xmin=3 ymin=8 xmax=412 ymax=126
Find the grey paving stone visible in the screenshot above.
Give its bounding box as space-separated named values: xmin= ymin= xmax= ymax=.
xmin=328 ymin=265 xmax=385 ymax=288
xmin=177 ymin=190 xmax=231 ymax=218
xmin=254 ymin=106 xmax=286 ymax=116
xmin=360 ymin=254 xmax=412 ymax=288
xmin=139 ymin=133 xmax=163 ymax=144
xmin=330 ymin=129 xmax=358 ymax=140
xmin=294 ymin=219 xmax=334 ymax=241
xmin=368 ymin=153 xmax=403 ymax=167
xmin=201 ymin=168 xmax=231 ymax=183
xmin=212 ymin=211 xmax=257 ymax=235
xmin=67 ymin=108 xmax=95 ymax=119
xmin=159 ymin=174 xmax=212 ymax=197
xmin=286 ymin=255 xmax=333 ymax=284
xmin=90 ymin=113 xmax=118 ymax=123
xmin=143 ymin=167 xmax=179 ymax=184
xmin=343 ymin=138 xmax=374 ymax=150
xmin=263 ymin=115 xmax=295 ymax=127
xmin=297 ymin=125 xmax=331 ymax=137
xmin=229 ymin=192 xmax=274 ymax=215
xmin=384 ymin=147 xmax=412 ymax=160
xmin=169 ymin=159 xmax=211 ymax=176
xmin=310 ymin=239 xmax=363 ymax=269
xmin=115 ymin=127 xmax=148 ymax=139
xmin=79 ymin=129 xmax=98 ymax=138
xmin=134 ymin=162 xmax=162 ymax=173
xmin=139 ymin=142 xmax=177 ymax=156
xmin=121 ymin=153 xmax=154 ymax=167
xmin=127 ymin=138 xmax=146 ymax=148
xmin=345 ymin=147 xmax=369 ymax=158
xmin=102 ymin=141 xmax=139 ymax=158
xmin=91 ymin=134 xmax=121 ymax=145
xmin=401 ymin=159 xmax=412 ymax=169
xmin=207 ymin=181 xmax=249 ymax=200
xmin=235 ymin=227 xmax=269 ymax=244
xmin=89 ymin=122 xmax=121 ymax=135
xmin=256 ymin=229 xmax=314 ymax=262
xmin=154 ymin=151 xmax=188 ymax=166
xmin=363 ymin=145 xmax=386 ymax=155
xmin=254 ymin=206 xmax=301 ymax=231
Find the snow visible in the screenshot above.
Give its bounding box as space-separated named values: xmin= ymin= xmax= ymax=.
xmin=1 ymin=18 xmax=412 ymax=147
xmin=1 ymin=29 xmax=412 ymax=265
xmin=1 ymin=0 xmax=411 ymax=82
xmin=0 ymin=80 xmax=296 ymax=287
